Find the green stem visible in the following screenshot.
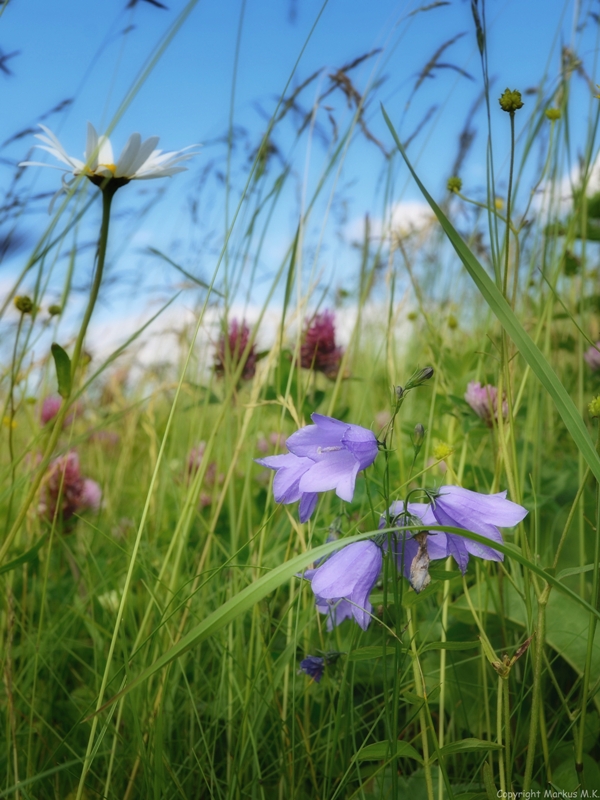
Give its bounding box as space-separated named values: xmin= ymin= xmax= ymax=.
xmin=4 ymin=313 xmax=24 ymax=535
xmin=408 ymin=609 xmax=434 ymax=800
xmin=497 ymin=676 xmax=506 ymax=793
xmin=503 ymin=674 xmax=511 ymax=791
xmin=523 ymin=587 xmax=548 ymax=792
xmin=503 ymin=112 xmax=515 ymax=300
xmin=575 ymin=425 xmax=600 ymax=778
xmin=0 ymin=185 xmax=115 ymax=565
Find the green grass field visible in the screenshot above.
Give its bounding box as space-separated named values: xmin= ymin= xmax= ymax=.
xmin=3 ymin=3 xmax=600 ymax=798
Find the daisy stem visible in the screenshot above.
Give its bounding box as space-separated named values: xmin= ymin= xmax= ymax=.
xmin=0 ymin=185 xmax=115 ymax=566
xmin=69 ymin=185 xmax=115 ymax=381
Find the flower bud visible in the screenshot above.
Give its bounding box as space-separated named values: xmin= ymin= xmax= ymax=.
xmin=405 ymin=366 xmax=434 ymax=389
xmin=48 ymin=304 xmax=62 ymax=316
xmin=433 ymin=442 xmax=454 ymax=461
xmin=589 ymin=396 xmax=600 ymax=418
xmin=14 ymin=295 xmax=33 ymax=314
xmin=447 ymin=176 xmax=462 ymax=193
xmin=499 ymin=88 xmax=524 ymax=114
xmin=413 ymin=423 xmax=425 ymax=447
xmin=545 ymin=108 xmax=561 ymax=121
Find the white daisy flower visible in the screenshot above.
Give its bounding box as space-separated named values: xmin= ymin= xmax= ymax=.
xmin=20 ymin=122 xmax=199 ymax=190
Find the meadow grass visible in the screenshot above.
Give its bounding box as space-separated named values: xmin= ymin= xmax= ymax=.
xmin=3 ymin=3 xmax=600 ymax=798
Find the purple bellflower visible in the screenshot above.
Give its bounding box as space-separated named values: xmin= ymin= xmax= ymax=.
xmin=304 ymin=540 xmax=382 ymax=630
xmin=256 ymin=414 xmax=379 ymax=522
xmin=430 ymin=485 xmax=527 ymax=574
xmin=298 ymin=655 xmax=325 ymax=682
xmin=382 ymin=502 xmax=448 ymax=592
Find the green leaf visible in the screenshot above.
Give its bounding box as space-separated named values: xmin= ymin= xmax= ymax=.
xmin=0 ymin=534 xmax=48 ymax=577
xmin=355 ymin=740 xmax=423 ymax=763
xmin=453 ymin=581 xmax=600 ymax=709
xmin=50 ymin=342 xmax=71 ymax=399
xmin=348 ymin=646 xmax=399 ymax=661
xmin=382 ymin=105 xmax=600 ymax=486
xmin=437 ymin=738 xmax=503 ymax=758
xmin=557 ymin=563 xmax=595 ymax=581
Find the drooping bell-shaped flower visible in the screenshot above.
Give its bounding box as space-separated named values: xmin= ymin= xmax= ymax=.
xmin=430 ymin=485 xmax=527 ymax=574
xmin=304 ymin=540 xmax=382 ymax=630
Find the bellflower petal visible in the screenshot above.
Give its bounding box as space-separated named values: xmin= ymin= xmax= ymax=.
xmin=256 ymin=453 xmax=313 ymax=503
xmin=432 ymin=485 xmax=527 ymax=573
xmin=308 ymin=540 xmax=382 ymax=630
xmin=256 ymin=413 xmax=379 ymax=521
xmin=298 ymin=449 xmax=359 ymax=501
xmin=382 ymin=501 xmax=447 ymax=578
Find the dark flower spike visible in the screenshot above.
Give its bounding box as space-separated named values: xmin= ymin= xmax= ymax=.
xmin=300 ymin=310 xmax=344 ymax=378
xmin=214 ymin=318 xmax=257 ymax=380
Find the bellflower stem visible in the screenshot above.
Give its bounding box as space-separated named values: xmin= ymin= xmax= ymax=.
xmin=523 ymin=585 xmax=548 ymax=793
xmin=0 ymin=185 xmax=115 ymax=566
xmin=575 ymin=424 xmax=600 ymax=781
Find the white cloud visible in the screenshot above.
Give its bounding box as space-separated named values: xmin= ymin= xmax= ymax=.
xmin=346 ymin=199 xmax=434 ymax=243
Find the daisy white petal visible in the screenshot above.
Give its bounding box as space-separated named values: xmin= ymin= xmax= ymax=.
xmin=20 ymin=124 xmax=199 ymax=191
xmin=85 ymin=122 xmax=99 ymax=166
xmin=124 ymin=135 xmax=159 ymax=176
xmin=114 ymin=132 xmax=142 ymax=177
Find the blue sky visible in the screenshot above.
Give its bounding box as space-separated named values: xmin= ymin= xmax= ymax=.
xmin=1 ymin=0 xmax=598 ymax=347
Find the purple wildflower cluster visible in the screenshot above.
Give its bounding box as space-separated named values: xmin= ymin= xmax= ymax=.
xmin=584 ymin=342 xmax=600 ymax=371
xmin=214 ymin=319 xmax=257 ymax=381
xmin=38 ymin=451 xmax=102 ymax=524
xmin=464 ymin=381 xmax=508 ymax=427
xmin=299 ymin=311 xmax=344 ymax=379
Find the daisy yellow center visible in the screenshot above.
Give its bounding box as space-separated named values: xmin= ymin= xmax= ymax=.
xmin=100 ymin=163 xmax=117 ymax=174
